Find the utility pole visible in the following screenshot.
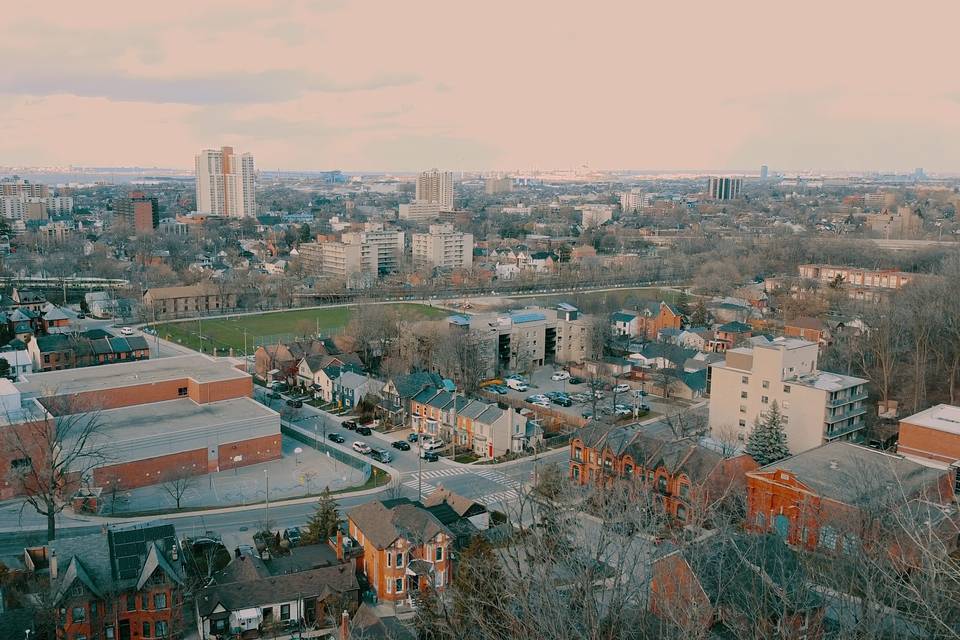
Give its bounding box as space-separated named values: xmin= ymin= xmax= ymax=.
xmin=264 ymin=469 xmax=270 ymax=525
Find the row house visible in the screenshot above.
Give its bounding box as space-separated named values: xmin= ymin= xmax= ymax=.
xmin=569 ymin=424 xmax=757 ymax=523
xmin=255 ymin=339 xmax=331 ymax=383
xmin=376 ymin=371 xmax=445 ymax=426
xmin=296 ymin=354 xmax=364 ymax=401
xmin=28 ymin=331 xmax=150 ymax=372
xmin=25 ymin=522 xmax=185 ymax=640
xmin=746 ymin=441 xmax=957 ymax=555
xmin=347 ymin=499 xmax=453 ymax=604
xmin=410 ymin=387 xmax=535 ymax=458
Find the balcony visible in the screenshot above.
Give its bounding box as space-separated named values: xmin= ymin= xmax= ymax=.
xmin=826 ymin=391 xmax=868 ymax=408
xmin=825 ymin=421 xmax=866 ymax=441
xmin=824 ymin=404 xmax=867 ymax=423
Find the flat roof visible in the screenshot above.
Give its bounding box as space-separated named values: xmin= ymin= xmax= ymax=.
xmin=903 ymin=404 xmax=960 ymax=436
xmin=789 ymin=370 xmax=867 ymax=392
xmin=16 ymin=355 xmax=248 ymax=397
xmin=94 ymin=396 xmax=274 ymax=440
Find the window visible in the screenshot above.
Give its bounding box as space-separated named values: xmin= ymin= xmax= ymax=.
xmin=738 ymin=419 xmax=746 ymax=427
xmin=657 ymin=476 xmax=667 ymax=493
xmin=762 ymin=380 xmax=769 ymax=389
xmin=396 ymin=552 xmax=404 ymax=567
xmin=436 ymin=545 xmax=443 ymax=561
xmin=756 ymin=512 xmax=766 ymax=529
xmin=72 ymin=606 xmax=86 ymax=622
xmin=90 ymin=602 xmax=97 ymax=617
xmin=386 ymin=580 xmax=392 ymax=594
xmin=761 ymin=396 xmax=769 ymax=404
xmin=153 ymin=592 xmax=167 ymax=609
xmin=395 ymin=578 xmax=404 ymax=593
xmin=142 ymin=622 xmax=151 ymax=638
xmin=386 ymin=551 xmax=392 ymax=567
xmin=782 ymin=401 xmax=790 ymax=410
xmin=141 ymin=593 xmax=149 ymax=610
xmin=436 ymin=569 xmax=444 ymax=588
xmin=676 ymin=504 xmax=687 ymax=521
xmin=177 ymin=386 xmax=188 ymax=397
xmin=105 ymin=627 xmax=115 ymax=640
xmin=155 ymin=621 xmax=168 ymax=637
xmin=126 ymin=595 xmax=136 ymax=612
xmin=679 ymin=483 xmax=690 ymax=499
xmin=819 ymin=525 xmax=838 ymax=550
xmin=10 ymin=457 xmax=31 ymax=472
xmin=739 ymin=405 xmax=746 ymax=413
xmin=783 ymin=385 xmax=791 ymax=393
xmin=740 ymin=391 xmax=747 ymax=399
xmin=741 ymin=376 xmax=749 ymax=384
xmin=44 ymin=355 xmax=50 ymax=364
xmin=280 ymin=604 xmax=291 ymax=621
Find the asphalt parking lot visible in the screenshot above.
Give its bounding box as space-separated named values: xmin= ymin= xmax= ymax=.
xmin=494 ymin=366 xmax=659 ymax=421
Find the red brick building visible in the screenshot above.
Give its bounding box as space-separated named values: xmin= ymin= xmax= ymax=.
xmin=26 ymin=522 xmax=186 ymax=640
xmin=897 ymin=404 xmax=960 ymax=468
xmin=637 ymin=302 xmax=684 ymax=340
xmin=745 ymin=441 xmax=956 ymax=553
xmin=569 ymin=424 xmax=757 ymax=524
xmin=784 ymin=316 xmax=829 ymax=345
xmin=0 ymin=354 xmax=281 ymax=498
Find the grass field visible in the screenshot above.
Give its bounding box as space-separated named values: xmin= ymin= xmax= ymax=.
xmin=152 ymin=303 xmax=448 ymax=355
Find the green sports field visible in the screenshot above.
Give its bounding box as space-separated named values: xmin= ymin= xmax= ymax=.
xmin=152 ymin=303 xmax=448 ymax=355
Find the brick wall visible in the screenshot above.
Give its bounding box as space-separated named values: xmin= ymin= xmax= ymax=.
xmin=898 ymin=422 xmax=960 ymax=464
xmin=43 ymin=376 xmax=252 ymax=414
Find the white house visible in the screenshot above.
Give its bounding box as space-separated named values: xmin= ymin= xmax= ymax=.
xmin=0 ymin=348 xmax=32 ymax=379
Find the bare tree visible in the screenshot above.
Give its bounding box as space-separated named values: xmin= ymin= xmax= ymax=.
xmin=4 ymin=404 xmax=109 ymax=541
xmin=160 ymin=471 xmax=197 ymax=510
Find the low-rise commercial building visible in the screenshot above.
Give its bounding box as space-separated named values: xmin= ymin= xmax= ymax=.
xmin=897 ymin=404 xmax=960 ymax=472
xmin=708 ymin=337 xmax=868 ymax=454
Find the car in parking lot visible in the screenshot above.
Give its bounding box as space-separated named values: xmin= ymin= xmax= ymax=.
xmin=266 ymin=391 xmax=281 ymax=400
xmin=356 ymin=425 xmax=372 ymax=436
xmin=551 ymin=396 xmax=573 ymax=407
xmin=531 ymin=400 xmax=551 ymax=408
xmin=613 ymin=383 xmax=631 ymax=394
xmin=420 ymin=450 xmax=439 ymax=462
xmin=632 ymin=389 xmax=648 ymax=398
xmin=569 ymin=376 xmax=585 ymax=385
xmin=422 ymin=438 xmax=445 ymax=451
xmin=286 ymin=398 xmax=303 ymax=408
xmin=506 ymin=378 xmax=529 ymax=391
xmin=551 ymin=371 xmax=570 ymax=381
xmin=342 ymin=420 xmax=358 ymax=431
xmin=352 ymin=441 xmax=372 ymax=454
xmin=327 ymin=432 xmax=345 ymax=443
xmin=370 ymin=449 xmax=392 ymax=463
xmin=639 ymin=403 xmax=651 ymax=412
xmin=407 ymin=433 xmax=419 ymax=443
xmin=391 ymin=440 xmax=411 ymax=451
xmin=525 ymin=394 xmax=550 ymax=404
xmin=570 ymin=393 xmax=589 ymax=403
xmin=283 ymin=527 xmax=302 ymax=547
xmin=581 ymin=409 xmax=594 ymax=419
xmin=488 ymin=384 xmax=509 ymax=395
xmin=119 ymin=327 xmax=135 ymax=336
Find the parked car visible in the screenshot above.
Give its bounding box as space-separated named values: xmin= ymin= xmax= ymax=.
xmin=569 ymin=376 xmax=585 ymax=385
xmin=532 ymin=400 xmax=551 ymax=408
xmin=490 ymin=385 xmax=509 ymax=395
xmin=551 ymin=371 xmax=571 ymax=381
xmin=526 ymin=394 xmax=550 ymax=403
xmin=76 ymin=313 xmax=86 ymax=319
xmin=266 ymin=391 xmax=281 ymax=400
xmin=581 ymin=409 xmax=594 ymax=419
xmin=370 ymin=449 xmax=393 ymax=463
xmin=119 ymin=327 xmax=134 ymax=336
xmin=391 ymin=440 xmax=411 ymax=451
xmin=420 ymin=450 xmax=439 ymax=462
xmin=639 ymin=403 xmax=651 ymax=412
xmin=632 ymin=389 xmax=648 ymax=398
xmin=570 ymin=393 xmax=589 ymax=403
xmin=552 ymin=396 xmax=573 ymax=407
xmin=506 ymin=378 xmax=529 ymax=392
xmin=327 ymin=432 xmax=345 ymax=443
xmin=286 ymin=398 xmax=303 ymax=408
xmin=407 ymin=433 xmax=419 ymax=443
xmin=593 ymin=390 xmax=605 ymax=399
xmin=283 ymin=527 xmax=302 ymax=547
xmin=356 ymin=425 xmax=372 ymax=436
xmin=422 ymin=438 xmax=445 ymax=451
xmin=352 ymin=442 xmax=372 ymax=454
xmin=268 ymin=381 xmax=288 ymax=392
xmin=615 ymin=407 xmax=633 ymax=417
xmin=342 ymin=420 xmax=358 ymax=431
xmin=613 ymin=383 xmax=631 ymax=394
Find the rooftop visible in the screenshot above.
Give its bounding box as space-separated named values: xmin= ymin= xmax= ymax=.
xmin=902 ymin=404 xmax=960 ymax=436
xmin=16 ymin=354 xmax=248 ymax=397
xmin=788 ymin=370 xmax=867 ymax=392
xmin=93 ymin=396 xmax=276 ymax=442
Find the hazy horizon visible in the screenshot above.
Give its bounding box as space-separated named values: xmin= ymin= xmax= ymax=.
xmin=3 ymin=0 xmax=959 ymax=173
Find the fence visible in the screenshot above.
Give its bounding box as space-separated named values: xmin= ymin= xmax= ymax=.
xmin=281 ymin=420 xmax=371 ymax=475
xmin=477 ymin=390 xmax=589 ymax=433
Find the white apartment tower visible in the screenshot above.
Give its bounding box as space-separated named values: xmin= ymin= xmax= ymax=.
xmin=412 ymin=223 xmax=474 ymax=269
xmin=195 ymin=146 xmax=257 ymax=217
xmin=415 ymin=169 xmax=454 ymax=210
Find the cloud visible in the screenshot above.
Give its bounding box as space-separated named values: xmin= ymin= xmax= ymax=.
xmin=0 ymin=70 xmax=419 ymax=105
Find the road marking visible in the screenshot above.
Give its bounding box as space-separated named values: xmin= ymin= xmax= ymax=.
xmin=402 ymin=479 xmax=436 ymax=494
xmin=476 ymin=489 xmax=519 ymax=506
xmin=407 ymin=468 xmax=468 ymax=480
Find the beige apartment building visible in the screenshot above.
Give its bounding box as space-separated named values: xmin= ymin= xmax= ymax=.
xmin=415 ymin=169 xmax=454 ymax=209
xmin=143 ymin=283 xmax=238 ymax=319
xmin=195 ymin=146 xmax=256 ymax=217
xmin=708 ymin=337 xmax=868 ymax=455
xmin=798 ymin=264 xmax=913 ymax=290
xmin=298 ymin=229 xmax=404 ymax=283
xmin=412 ymin=224 xmax=473 ymax=269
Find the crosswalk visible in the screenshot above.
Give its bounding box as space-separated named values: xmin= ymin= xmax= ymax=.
xmin=411 ymin=468 xmax=468 ymax=480
xmin=402 ymin=479 xmax=436 ymax=495
xmin=476 ymin=489 xmax=520 ymax=506
xmin=401 ymin=465 xmax=524 ymax=507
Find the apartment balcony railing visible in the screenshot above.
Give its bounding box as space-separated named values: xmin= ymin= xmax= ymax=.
xmin=826 ymin=391 xmax=868 ymax=408
xmin=825 ymin=421 xmax=866 ymax=440
xmin=825 ymin=404 xmax=868 ymax=424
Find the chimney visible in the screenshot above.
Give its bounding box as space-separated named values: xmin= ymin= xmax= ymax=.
xmin=339 ymin=610 xmax=350 ymax=640
xmin=336 ymin=529 xmax=344 ymax=561
xmin=170 ymin=543 xmax=179 ymax=562
xmin=49 ymin=549 xmax=57 ymax=580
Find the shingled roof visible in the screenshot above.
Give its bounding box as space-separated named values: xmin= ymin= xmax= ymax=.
xmin=348 ymin=499 xmax=451 ymax=550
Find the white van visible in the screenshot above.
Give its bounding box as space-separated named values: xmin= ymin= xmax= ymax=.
xmin=506 ymin=378 xmax=529 ymax=391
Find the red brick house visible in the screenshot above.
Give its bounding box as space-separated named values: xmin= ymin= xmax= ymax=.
xmin=27 ymin=522 xmax=185 ymax=640
xmin=347 ymin=498 xmax=453 ymax=604
xmin=569 ymin=424 xmax=757 ymax=524
xmin=784 ymin=316 xmax=829 ymax=345
xmin=649 ymin=534 xmax=825 ymax=639
xmin=746 ymin=441 xmax=956 ymax=554
xmin=636 ymin=302 xmax=684 ymax=340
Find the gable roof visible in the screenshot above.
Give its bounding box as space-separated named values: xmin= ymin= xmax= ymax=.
xmin=348 ymin=499 xmax=451 ymax=550
xmin=391 ymin=371 xmax=444 ymax=399
xmin=611 ymin=311 xmax=638 ymax=323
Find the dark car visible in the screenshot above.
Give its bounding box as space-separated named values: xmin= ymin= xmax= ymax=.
xmin=569 ymin=376 xmax=585 ymax=385
xmin=370 ymin=449 xmax=392 ymax=463
xmin=77 ymin=313 xmax=86 ymax=319
xmin=420 ymin=450 xmax=439 ymax=462
xmin=356 ymin=425 xmax=372 ymax=436
xmin=391 ymin=440 xmax=411 ymax=451
xmin=286 ymin=398 xmax=303 ymax=408
xmin=266 ymin=391 xmax=281 ymax=400
xmin=407 ymin=433 xmax=419 ymax=443
xmin=327 ymin=432 xmax=345 ymax=443
xmin=551 ymin=396 xmax=573 ymax=407
xmin=284 ymin=527 xmax=302 ymax=547
xmin=342 ymin=420 xmax=358 ymax=431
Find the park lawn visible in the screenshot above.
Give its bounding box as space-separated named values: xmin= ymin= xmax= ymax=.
xmin=152 ymin=303 xmax=448 ymax=354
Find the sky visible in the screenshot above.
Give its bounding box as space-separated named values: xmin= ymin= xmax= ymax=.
xmin=1 ymin=0 xmax=959 ymax=173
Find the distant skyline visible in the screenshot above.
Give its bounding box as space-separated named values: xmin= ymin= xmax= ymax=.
xmin=2 ymin=1 xmax=959 ymax=172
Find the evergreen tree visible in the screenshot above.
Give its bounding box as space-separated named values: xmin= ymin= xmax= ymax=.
xmin=302 ymin=486 xmax=340 ymax=544
xmin=675 ymin=291 xmax=691 ymax=318
xmin=745 ymin=401 xmax=790 ymax=466
xmin=298 ymin=223 xmax=312 ymax=243
xmin=690 ymin=300 xmax=709 ymax=327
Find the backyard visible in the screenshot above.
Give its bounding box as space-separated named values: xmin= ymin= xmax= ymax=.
xmin=151 ymin=302 xmax=449 ymax=354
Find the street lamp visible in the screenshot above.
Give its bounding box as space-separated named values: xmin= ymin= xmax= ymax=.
xmin=294 ymin=447 xmax=303 ymax=464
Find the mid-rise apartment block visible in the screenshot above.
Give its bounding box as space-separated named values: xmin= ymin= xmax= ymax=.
xmin=195 ymin=146 xmax=256 ymax=217
xmin=0 ymin=177 xmax=49 ymax=198
xmin=299 ymin=229 xmax=404 ymax=283
xmin=484 ymin=176 xmax=513 ymax=195
xmin=412 ymin=224 xmax=473 ymax=269
xmin=415 ymin=169 xmax=454 ymax=209
xmin=115 ymin=190 xmax=160 ymax=234
xmin=708 ymin=337 xmax=868 ymax=455
xmin=798 ymin=264 xmax=913 ymax=290
xmin=578 ymin=204 xmax=615 ymax=227
xmin=707 ymin=176 xmax=743 ymax=200
xmin=620 ymin=189 xmax=653 ymax=213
